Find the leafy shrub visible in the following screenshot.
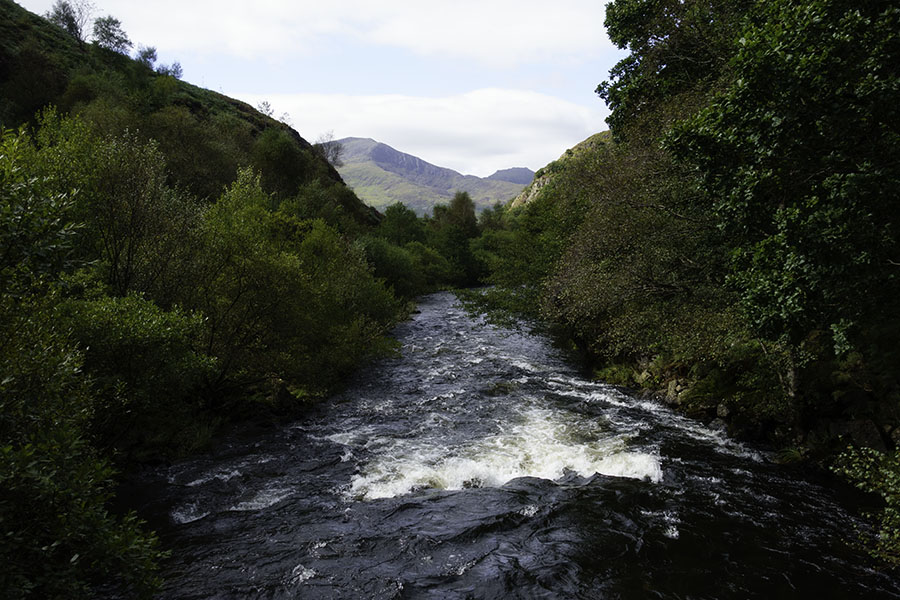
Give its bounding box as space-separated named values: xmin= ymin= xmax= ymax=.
xmin=0 ymin=128 xmax=79 ymax=292
xmin=1 ymin=126 xmax=163 ymax=597
xmin=283 ymin=179 xmax=372 ymax=236
xmin=26 ymin=110 xmax=173 ymax=295
xmin=376 ymin=202 xmax=426 ymax=246
xmin=404 ymin=241 xmax=455 ymax=290
xmin=0 ymin=434 xmax=163 ymax=599
xmin=251 ymin=127 xmax=312 ymax=199
xmin=834 ymin=447 xmax=900 ymax=567
xmin=357 ymin=235 xmax=426 ymax=299
xmin=177 ymin=170 xmax=400 ymax=396
xmin=57 ymin=292 xmax=215 ymax=457
xmin=0 ymin=293 xmax=163 ymax=599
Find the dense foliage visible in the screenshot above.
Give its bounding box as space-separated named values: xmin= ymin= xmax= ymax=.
xmin=0 ymin=107 xmax=416 ymax=596
xmin=1 ymin=126 xmax=165 ymax=598
xmin=467 ymin=0 xmax=900 ymax=565
xmin=668 ymin=1 xmax=900 ymax=392
xmin=0 ymin=3 xmax=480 ymax=596
xmin=598 ymin=0 xmax=753 ymax=138
xmin=0 ymin=4 xmax=504 ymax=594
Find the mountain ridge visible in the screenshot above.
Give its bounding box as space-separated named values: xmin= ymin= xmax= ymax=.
xmin=337 ymin=137 xmax=533 ymax=215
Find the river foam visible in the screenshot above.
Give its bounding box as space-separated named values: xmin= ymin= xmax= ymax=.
xmin=346 ymin=405 xmax=662 ymax=500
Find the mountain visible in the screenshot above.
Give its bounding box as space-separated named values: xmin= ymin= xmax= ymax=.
xmin=486 ymin=167 xmax=536 ymax=185
xmin=337 ymin=137 xmax=533 ymax=215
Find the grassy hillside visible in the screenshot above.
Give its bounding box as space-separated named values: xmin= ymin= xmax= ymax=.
xmin=0 ymin=0 xmax=379 ymax=228
xmin=338 ymin=137 xmax=531 ymax=215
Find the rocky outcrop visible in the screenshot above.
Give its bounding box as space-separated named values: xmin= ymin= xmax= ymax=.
xmin=509 ymin=131 xmax=611 ymax=210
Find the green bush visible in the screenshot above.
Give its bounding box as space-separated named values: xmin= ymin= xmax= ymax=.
xmin=357 ymin=235 xmax=426 ymax=299
xmin=251 ymin=127 xmax=313 ymax=199
xmin=290 ymin=219 xmax=401 ymax=388
xmin=0 ymin=435 xmax=163 ymax=599
xmin=376 ymin=202 xmax=426 ymax=246
xmin=175 ymin=170 xmax=400 ymax=396
xmin=404 ymin=241 xmax=456 ymax=290
xmin=0 ymin=293 xmax=163 ymax=599
xmin=283 ymin=179 xmax=371 ymax=236
xmin=57 ymin=291 xmax=215 ymax=457
xmin=25 ymin=110 xmax=173 ymax=295
xmin=0 ymin=128 xmax=79 ymax=292
xmin=146 ymin=105 xmax=245 ymax=200
xmin=1 ymin=126 xmax=163 ymax=597
xmin=834 ymin=447 xmax=900 ymax=567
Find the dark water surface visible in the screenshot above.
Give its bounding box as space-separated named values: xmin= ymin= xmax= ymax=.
xmin=131 ymin=293 xmax=899 ymax=599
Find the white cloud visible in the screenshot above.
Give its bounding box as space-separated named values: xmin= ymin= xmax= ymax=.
xmin=233 ymin=88 xmax=609 ymax=176
xmin=360 ymin=1 xmax=612 ymax=67
xmin=22 ymin=0 xmax=613 ymax=66
xmin=14 ymin=1 xmax=616 ymax=174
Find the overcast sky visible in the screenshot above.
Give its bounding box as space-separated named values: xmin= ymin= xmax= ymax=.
xmin=18 ymin=0 xmax=625 ymax=176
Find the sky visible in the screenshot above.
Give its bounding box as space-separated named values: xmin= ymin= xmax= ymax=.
xmin=18 ymin=0 xmax=626 ymax=176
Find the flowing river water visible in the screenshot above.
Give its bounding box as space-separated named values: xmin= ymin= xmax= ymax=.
xmin=129 ymin=292 xmax=899 ymax=599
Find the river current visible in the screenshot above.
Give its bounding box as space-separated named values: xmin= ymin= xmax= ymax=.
xmin=130 ymin=292 xmax=899 ymax=599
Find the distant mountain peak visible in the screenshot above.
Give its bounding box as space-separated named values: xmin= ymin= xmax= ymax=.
xmin=335 ymin=137 xmax=530 ymax=215
xmin=486 ymin=167 xmax=535 ymax=185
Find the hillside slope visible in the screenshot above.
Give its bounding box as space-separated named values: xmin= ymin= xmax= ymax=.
xmin=338 ymin=137 xmax=532 ymax=215
xmin=0 ymin=0 xmax=379 ymax=227
xmin=510 ymin=131 xmax=611 ymax=209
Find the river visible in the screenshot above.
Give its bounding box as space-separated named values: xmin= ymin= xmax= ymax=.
xmin=128 ymin=292 xmax=899 ymax=598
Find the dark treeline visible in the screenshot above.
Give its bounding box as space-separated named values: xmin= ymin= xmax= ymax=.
xmin=0 ymin=1 xmax=490 ymax=597
xmin=462 ymin=0 xmax=900 ymax=566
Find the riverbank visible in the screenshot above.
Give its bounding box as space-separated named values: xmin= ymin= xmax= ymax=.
xmin=587 ymin=350 xmax=897 ymax=463
xmin=114 ymin=292 xmax=900 ymax=598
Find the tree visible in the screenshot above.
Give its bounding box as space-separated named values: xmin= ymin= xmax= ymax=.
xmin=135 ymin=45 xmax=157 ymax=68
xmin=257 ymin=100 xmax=274 ymax=117
xmin=356 ymin=235 xmax=426 ymax=299
xmin=314 ymin=130 xmax=345 ymax=168
xmin=376 ymin=203 xmax=425 ymax=246
xmin=445 ymin=191 xmax=478 ymax=238
xmin=93 ymin=15 xmax=132 ymax=54
xmin=46 ymin=0 xmax=94 ymax=43
xmin=427 ymin=192 xmax=481 ymax=286
xmin=668 ymin=0 xmax=900 ymax=359
xmin=186 ymin=169 xmax=398 ymax=392
xmin=597 ymin=0 xmax=752 ymax=139
xmin=29 ymin=111 xmax=172 ymax=296
xmin=156 ymin=61 xmax=183 ymax=79
xmin=478 ymin=202 xmax=506 ymax=233
xmin=251 ymin=127 xmax=312 ymax=198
